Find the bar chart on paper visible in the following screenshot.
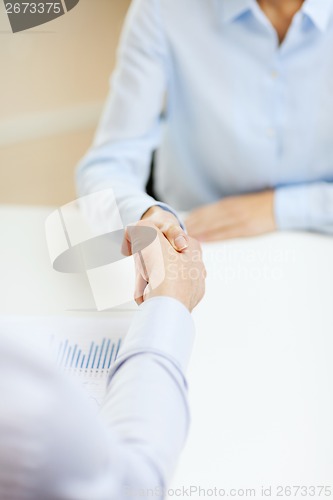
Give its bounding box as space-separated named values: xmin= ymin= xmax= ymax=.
xmin=52 ymin=335 xmax=123 ymax=406
xmin=54 ymin=336 xmax=122 ymax=373
xmin=0 ymin=315 xmax=133 ymax=407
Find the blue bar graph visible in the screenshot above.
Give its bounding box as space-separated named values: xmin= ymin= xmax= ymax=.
xmin=64 ymin=346 xmax=72 ymax=368
xmin=55 ymin=337 xmax=122 ymax=373
xmin=70 ymin=345 xmax=77 ymax=368
xmin=108 ymin=344 xmax=115 ymax=370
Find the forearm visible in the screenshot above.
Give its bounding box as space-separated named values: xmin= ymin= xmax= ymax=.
xmin=76 ymin=135 xmax=161 ymax=225
xmin=100 ymin=297 xmax=195 ymax=492
xmin=14 ymin=299 xmax=194 ymax=500
xmin=76 ymin=0 xmax=170 ymax=226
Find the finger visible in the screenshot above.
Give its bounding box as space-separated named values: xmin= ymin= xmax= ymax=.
xmin=133 ymin=248 xmax=151 ymax=304
xmin=188 ymin=236 xmax=203 ymax=252
xmin=159 ymin=223 xmax=189 ymax=252
xmin=134 ymin=272 xmax=148 ymax=306
xmin=121 ymin=227 xmax=132 ymax=256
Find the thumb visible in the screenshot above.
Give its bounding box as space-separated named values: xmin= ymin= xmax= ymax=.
xmin=160 ymin=223 xmax=189 ymax=252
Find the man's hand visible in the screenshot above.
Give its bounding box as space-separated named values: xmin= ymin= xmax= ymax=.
xmin=185 ymin=190 xmax=276 ymax=242
xmin=125 ymin=222 xmax=206 ymax=312
xmin=142 ymin=206 xmax=189 ymax=252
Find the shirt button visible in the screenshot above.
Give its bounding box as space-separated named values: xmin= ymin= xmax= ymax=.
xmin=266 ymin=127 xmax=276 ymax=138
xmin=271 ymin=70 xmax=279 ymax=79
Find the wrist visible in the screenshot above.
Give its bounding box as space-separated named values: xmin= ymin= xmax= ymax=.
xmin=141 ymin=205 xmax=163 ymax=220
xmin=145 ymin=283 xmax=193 ymax=312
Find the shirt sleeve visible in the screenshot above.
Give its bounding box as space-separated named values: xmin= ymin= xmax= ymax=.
xmin=100 ymin=297 xmax=195 ymax=496
xmin=0 ymin=297 xmax=195 ymax=500
xmin=76 ymin=0 xmax=178 ymax=226
xmin=274 ymin=181 xmax=333 ymax=234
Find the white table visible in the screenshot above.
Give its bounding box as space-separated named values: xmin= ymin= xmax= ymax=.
xmin=1 ymin=206 xmax=333 ymax=498
xmin=172 ymin=230 xmax=333 ymax=498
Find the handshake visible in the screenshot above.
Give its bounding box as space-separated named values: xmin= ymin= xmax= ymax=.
xmin=127 ymin=206 xmax=206 ymax=312
xmin=45 ymin=193 xmax=205 ymax=312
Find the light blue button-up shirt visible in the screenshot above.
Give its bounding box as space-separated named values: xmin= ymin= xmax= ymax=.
xmin=77 ymin=0 xmax=333 ymax=233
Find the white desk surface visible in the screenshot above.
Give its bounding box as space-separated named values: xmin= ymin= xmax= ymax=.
xmin=1 ymin=205 xmax=333 ymax=497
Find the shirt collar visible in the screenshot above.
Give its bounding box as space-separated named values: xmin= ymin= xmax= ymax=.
xmin=301 ymin=0 xmax=333 ymax=32
xmin=220 ymin=0 xmax=333 ymax=31
xmin=220 ymin=0 xmax=255 ymax=24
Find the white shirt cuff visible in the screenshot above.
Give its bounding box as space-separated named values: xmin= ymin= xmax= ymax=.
xmin=117 ymin=296 xmax=195 ymax=375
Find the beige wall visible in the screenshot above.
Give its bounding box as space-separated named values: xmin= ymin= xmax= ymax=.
xmin=0 ymin=0 xmax=131 ymax=206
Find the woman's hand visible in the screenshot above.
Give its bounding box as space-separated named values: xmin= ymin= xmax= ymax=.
xmin=142 ymin=205 xmax=189 ymax=252
xmin=185 ymin=190 xmax=276 ymax=242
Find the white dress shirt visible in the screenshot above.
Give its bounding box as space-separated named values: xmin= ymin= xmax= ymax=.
xmin=77 ymin=0 xmax=333 ymax=233
xmin=0 ymin=297 xmax=195 ymax=500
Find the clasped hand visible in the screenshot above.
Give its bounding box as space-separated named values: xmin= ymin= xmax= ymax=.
xmin=185 ymin=190 xmax=276 ymax=242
